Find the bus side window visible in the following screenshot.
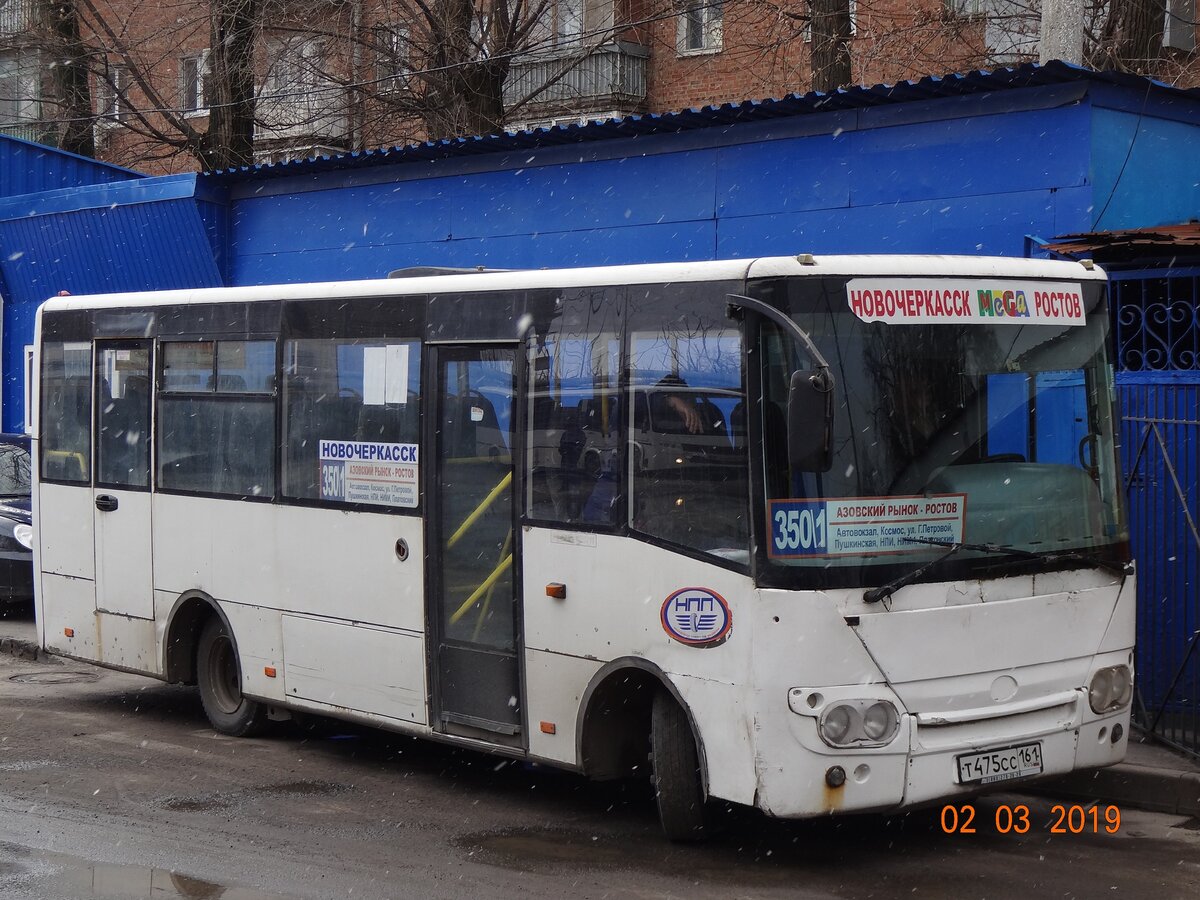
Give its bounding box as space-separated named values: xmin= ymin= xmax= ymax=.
xmin=40 ymin=341 xmax=92 ymax=484
xmin=627 ymin=283 xmax=748 ymax=558
xmin=282 ymin=339 xmax=421 ymax=505
xmin=525 ymin=288 xmax=621 ymax=526
xmin=158 ymin=340 xmax=276 ymax=498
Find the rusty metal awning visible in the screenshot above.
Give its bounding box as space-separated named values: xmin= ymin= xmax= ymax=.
xmin=1046 ymin=224 xmax=1200 ymax=266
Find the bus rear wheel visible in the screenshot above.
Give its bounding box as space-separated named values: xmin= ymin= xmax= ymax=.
xmin=197 ymin=617 xmax=268 ymax=737
xmin=650 ymin=688 xmax=707 ymax=841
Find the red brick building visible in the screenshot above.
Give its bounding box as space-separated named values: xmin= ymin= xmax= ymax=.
xmin=1 ymin=0 xmax=1197 ymax=173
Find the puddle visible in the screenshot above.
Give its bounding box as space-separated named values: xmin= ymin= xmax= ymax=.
xmin=3 ymin=850 xmax=285 ymax=899
xmin=9 ymin=671 xmax=100 ymax=685
xmin=252 ymin=780 xmax=348 ymax=797
xmin=456 ymin=825 xmax=832 ymax=888
xmin=163 ymin=781 xmax=347 ymax=814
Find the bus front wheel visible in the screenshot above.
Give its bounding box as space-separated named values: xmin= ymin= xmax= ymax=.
xmin=650 ymin=688 xmax=707 ymax=841
xmin=197 ymin=617 xmax=268 ymax=737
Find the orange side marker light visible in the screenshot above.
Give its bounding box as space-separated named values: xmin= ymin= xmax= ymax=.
xmin=64 ymin=628 xmax=74 ymax=638
xmin=264 ymin=666 xmax=277 ymax=678
xmin=546 ymin=583 xmax=567 ymax=600
xmin=540 ymin=721 xmax=557 ymax=735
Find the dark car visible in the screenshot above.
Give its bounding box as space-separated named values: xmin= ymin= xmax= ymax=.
xmin=0 ymin=434 xmax=33 ymax=605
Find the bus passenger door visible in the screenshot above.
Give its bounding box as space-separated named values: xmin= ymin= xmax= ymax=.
xmin=93 ymin=341 xmax=154 ymax=619
xmin=427 ymin=345 xmax=523 ymax=747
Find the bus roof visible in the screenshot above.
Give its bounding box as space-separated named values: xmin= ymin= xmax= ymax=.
xmin=38 ymin=254 xmax=1106 ymax=313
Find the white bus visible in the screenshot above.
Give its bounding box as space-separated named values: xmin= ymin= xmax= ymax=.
xmin=33 ymin=255 xmax=1135 ymax=839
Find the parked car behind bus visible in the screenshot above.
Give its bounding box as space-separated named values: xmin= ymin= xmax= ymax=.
xmin=0 ymin=433 xmax=33 ymax=606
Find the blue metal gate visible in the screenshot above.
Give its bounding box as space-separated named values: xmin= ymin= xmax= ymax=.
xmin=1113 ymin=268 xmax=1200 ymax=758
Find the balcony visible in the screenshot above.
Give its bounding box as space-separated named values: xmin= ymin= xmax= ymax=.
xmin=255 ymin=89 xmax=349 ymax=149
xmin=504 ymin=41 xmax=649 ymax=126
xmin=0 ymin=121 xmax=44 ymax=143
xmin=0 ymin=0 xmax=36 ymax=36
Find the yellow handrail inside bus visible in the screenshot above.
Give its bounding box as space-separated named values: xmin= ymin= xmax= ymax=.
xmin=449 ymin=552 xmax=513 ymax=625
xmin=447 ymin=470 xmax=512 ymax=549
xmin=471 ymin=528 xmax=513 ymax=642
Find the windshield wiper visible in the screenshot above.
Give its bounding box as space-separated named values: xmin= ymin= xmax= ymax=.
xmin=863 ymin=537 xmax=1132 ymax=605
xmin=906 ymin=537 xmax=1134 ymax=578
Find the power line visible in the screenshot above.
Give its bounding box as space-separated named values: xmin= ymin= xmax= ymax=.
xmin=0 ymin=1 xmax=733 ymax=129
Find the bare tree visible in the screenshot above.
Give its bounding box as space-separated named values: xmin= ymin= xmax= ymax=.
xmin=202 ymin=0 xmax=256 ymax=169
xmin=318 ymin=0 xmax=628 ymax=143
xmin=1089 ymin=0 xmax=1167 ymax=72
xmin=44 ymin=0 xmax=95 ymax=156
xmin=417 ymin=0 xmax=542 ymax=137
xmin=808 ymin=0 xmax=852 ymax=90
xmin=3 ymin=0 xmax=1196 ymax=173
xmin=0 ymin=0 xmax=259 ymax=170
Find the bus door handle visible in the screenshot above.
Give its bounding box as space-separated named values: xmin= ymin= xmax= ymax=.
xmin=95 ymin=495 xmax=119 ymax=512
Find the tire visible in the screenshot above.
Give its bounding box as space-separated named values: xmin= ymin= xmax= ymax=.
xmin=196 ymin=616 xmax=268 ymax=737
xmin=650 ymin=688 xmax=707 ymax=841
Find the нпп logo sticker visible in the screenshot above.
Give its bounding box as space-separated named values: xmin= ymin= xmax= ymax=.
xmin=660 ymin=587 xmax=732 ymax=647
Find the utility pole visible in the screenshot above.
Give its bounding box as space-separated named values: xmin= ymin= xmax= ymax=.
xmin=1041 ymin=0 xmax=1085 ymax=64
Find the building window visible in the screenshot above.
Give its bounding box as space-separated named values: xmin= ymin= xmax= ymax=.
xmin=677 ymin=0 xmax=723 ymax=54
xmin=530 ymin=0 xmax=612 ymax=50
xmin=0 ymin=0 xmax=36 ymax=34
xmin=180 ymin=51 xmax=210 ymax=113
xmin=96 ymin=65 xmax=128 ymax=123
xmin=374 ymin=25 xmax=409 ymax=93
xmin=0 ymin=50 xmax=38 ymax=133
xmin=554 ymin=0 xmax=584 ymax=46
xmin=262 ymin=36 xmax=327 ymax=123
xmin=944 ymin=0 xmax=986 ymax=16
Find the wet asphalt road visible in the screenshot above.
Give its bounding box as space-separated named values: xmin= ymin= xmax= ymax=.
xmin=1 ymin=604 xmax=1198 ymax=899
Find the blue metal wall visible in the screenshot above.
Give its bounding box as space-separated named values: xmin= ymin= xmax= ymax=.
xmin=226 ymin=99 xmax=1097 ymax=285
xmin=1090 ymin=90 xmax=1200 ymax=232
xmin=0 ymin=175 xmax=223 ymax=431
xmin=0 ymin=135 xmax=144 ymax=431
xmin=0 ymin=135 xmax=140 ymax=199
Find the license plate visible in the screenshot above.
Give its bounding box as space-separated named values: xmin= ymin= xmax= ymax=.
xmin=956 ymin=742 xmax=1043 ymax=785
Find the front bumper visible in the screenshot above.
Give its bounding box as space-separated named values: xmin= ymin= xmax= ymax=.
xmin=755 ymin=685 xmax=1132 ymax=819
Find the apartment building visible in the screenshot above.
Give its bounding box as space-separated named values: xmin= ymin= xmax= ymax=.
xmin=0 ymin=0 xmax=1197 ymax=173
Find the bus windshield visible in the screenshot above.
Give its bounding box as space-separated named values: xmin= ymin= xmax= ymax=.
xmin=752 ymin=275 xmax=1129 ymax=589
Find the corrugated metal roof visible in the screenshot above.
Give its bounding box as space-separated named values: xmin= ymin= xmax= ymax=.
xmin=0 ymin=132 xmax=142 ymax=198
xmin=1047 ymin=224 xmax=1200 ymax=264
xmin=204 ymin=60 xmax=1197 ymax=182
xmin=0 ymin=199 xmax=222 ymax=308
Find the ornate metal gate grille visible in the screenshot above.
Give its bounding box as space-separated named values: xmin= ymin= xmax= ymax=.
xmin=1113 ymin=269 xmax=1200 ymax=758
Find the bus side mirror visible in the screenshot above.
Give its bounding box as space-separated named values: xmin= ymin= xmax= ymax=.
xmin=788 ymin=369 xmax=834 ymax=472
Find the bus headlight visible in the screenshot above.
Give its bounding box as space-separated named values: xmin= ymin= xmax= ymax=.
xmin=863 ymin=701 xmax=899 ymax=741
xmin=818 ymin=699 xmax=900 ymax=748
xmin=822 ymin=705 xmax=853 ymax=744
xmin=1088 ymin=665 xmax=1133 ymax=714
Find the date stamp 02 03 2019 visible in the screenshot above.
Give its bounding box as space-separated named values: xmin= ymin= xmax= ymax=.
xmin=940 ymin=803 xmax=1123 ymax=835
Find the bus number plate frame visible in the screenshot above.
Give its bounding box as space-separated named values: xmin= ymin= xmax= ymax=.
xmin=955 ymin=741 xmax=1043 ymax=785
